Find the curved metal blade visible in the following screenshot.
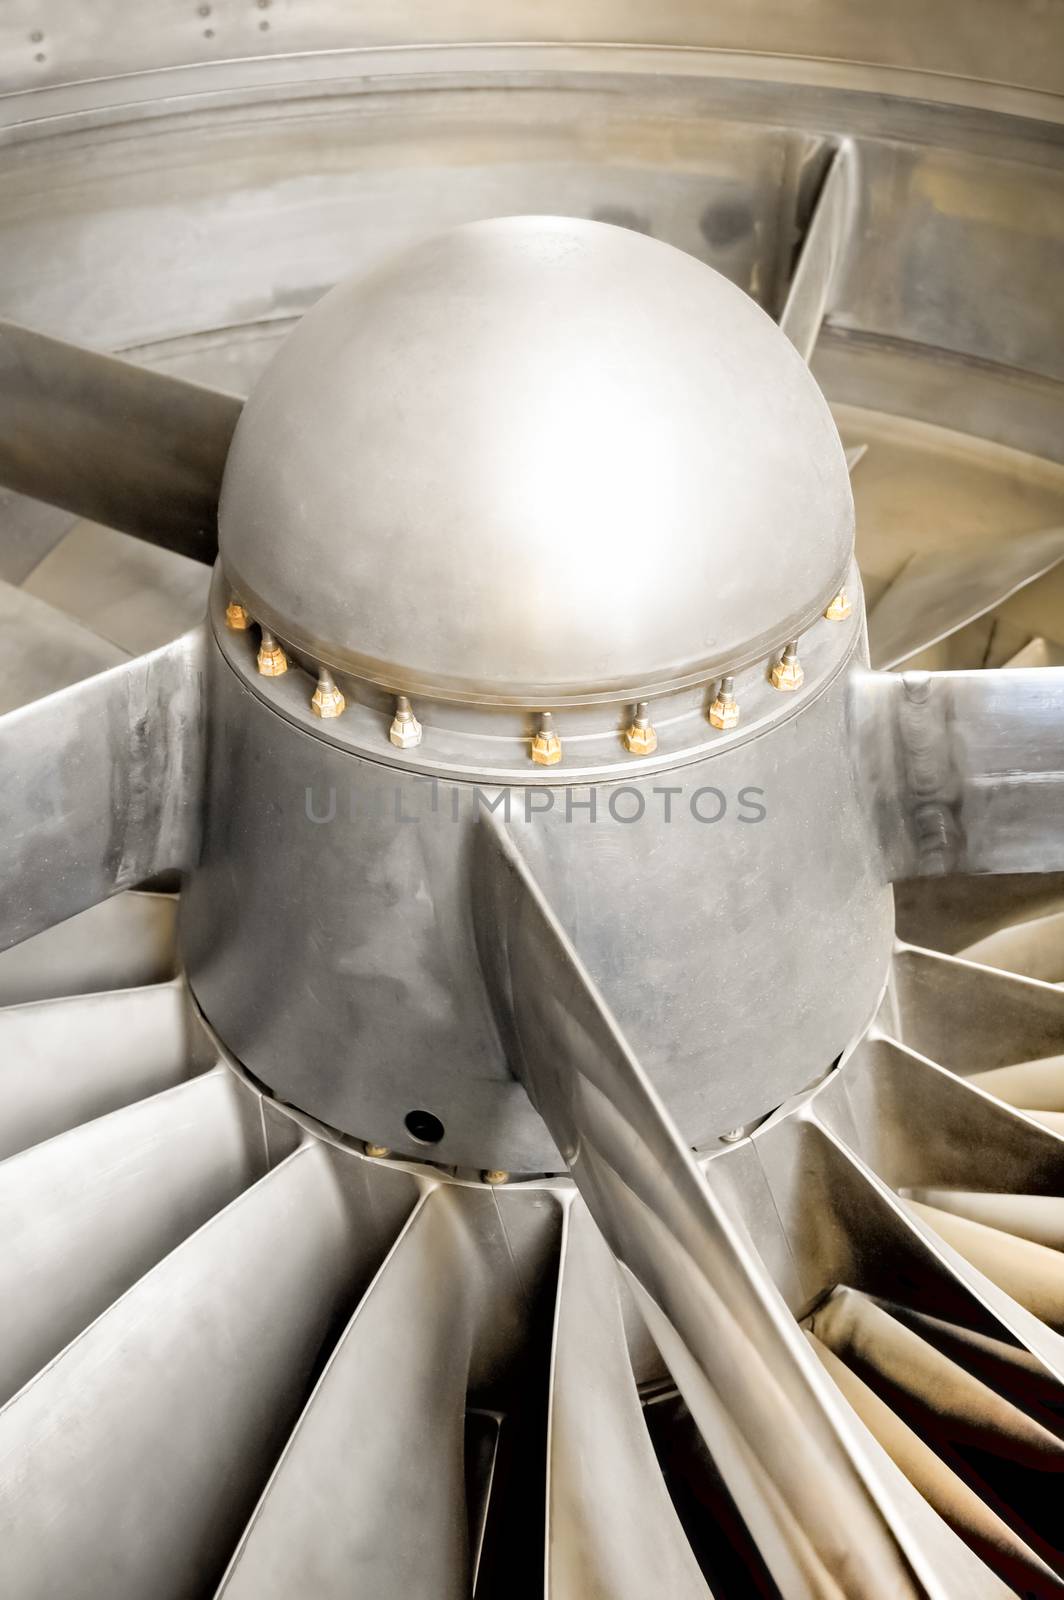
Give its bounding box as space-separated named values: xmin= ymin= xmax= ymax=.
xmin=808 ymin=1334 xmax=1059 ymax=1595
xmin=0 ymin=578 xmax=126 ymax=713
xmin=959 ymin=910 xmax=1064 ymax=983
xmin=907 ymin=1202 xmax=1064 ymax=1332
xmin=867 ymin=528 xmax=1064 ymax=671
xmin=217 ymin=1187 xmax=479 ymax=1599
xmin=0 ymin=320 xmax=241 ymax=562
xmin=475 ymin=812 xmax=938 ymax=1599
xmin=0 ymin=891 xmax=177 ymax=1003
xmin=808 ymin=1288 xmax=1064 ymax=1466
xmin=0 ymin=1067 xmax=263 ymax=1406
xmin=545 ymin=1199 xmax=711 ymax=1598
xmin=0 ymin=978 xmax=196 ymax=1160
xmin=779 ymin=142 xmax=856 ymax=363
xmin=0 ymin=1143 xmax=418 ymax=1600
xmin=0 ymin=626 xmax=206 ymax=951
xmin=904 ymin=1191 xmax=1064 ymax=1252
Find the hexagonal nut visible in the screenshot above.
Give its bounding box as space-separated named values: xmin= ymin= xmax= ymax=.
xmin=225 ymin=599 xmax=251 ymax=631
xmin=824 ymin=589 xmax=852 ymax=621
xmin=311 ymin=683 xmax=346 ymax=719
xmin=709 ymin=695 xmax=740 ymax=730
xmin=389 ymin=714 xmax=422 ymax=749
xmin=257 ymin=643 xmax=288 ymax=677
xmin=623 ymin=722 xmax=658 ymax=756
xmin=531 ymin=729 xmax=562 ymax=766
xmin=770 ymin=656 xmax=804 ymax=692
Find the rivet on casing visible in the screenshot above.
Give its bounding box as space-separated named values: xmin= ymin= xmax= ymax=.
xmin=257 ymin=628 xmax=288 ymax=676
xmin=389 ymin=694 xmax=422 ymax=749
xmin=770 ymin=640 xmax=804 ymax=692
xmin=709 ymin=675 xmax=740 ymax=730
xmin=623 ymin=701 xmax=658 ymax=756
xmin=531 ymin=712 xmax=562 ymax=766
xmin=482 ymin=1169 xmax=510 ymax=1185
xmin=311 ymin=667 xmax=346 ymax=719
xmin=225 ymin=597 xmax=251 ymax=631
xmin=719 ymin=1126 xmax=745 ymax=1144
xmin=825 ymin=589 xmax=852 ymax=621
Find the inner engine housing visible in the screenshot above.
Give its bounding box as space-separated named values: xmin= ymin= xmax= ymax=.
xmin=180 ymin=214 xmax=891 ymax=1169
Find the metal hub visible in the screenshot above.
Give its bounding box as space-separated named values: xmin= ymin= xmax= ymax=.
xmin=219 ymin=214 xmax=852 ymax=706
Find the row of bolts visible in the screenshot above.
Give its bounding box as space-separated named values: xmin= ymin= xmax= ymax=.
xmin=226 ymin=587 xmax=852 ymax=764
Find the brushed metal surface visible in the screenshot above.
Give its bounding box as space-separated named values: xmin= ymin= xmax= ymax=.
xmin=868 ymin=528 xmax=1064 ymax=671
xmin=181 ymin=629 xmax=892 ymax=1168
xmin=475 ymin=805 xmax=943 ymax=1598
xmin=0 ymin=978 xmax=199 ymax=1159
xmin=778 ymin=140 xmax=856 ymax=363
xmin=0 ymin=1067 xmax=266 ymax=1405
xmin=218 ymin=1188 xmax=481 ymax=1599
xmin=0 ymin=891 xmax=177 ymax=1003
xmin=544 ymin=1198 xmax=710 ymax=1598
xmin=0 ymin=1143 xmax=419 ymax=1600
xmin=0 ymin=320 xmax=240 ymax=561
xmin=4 ymin=2 xmax=1061 ymax=100
xmin=856 ymin=669 xmax=1064 ymax=876
xmin=0 ymin=628 xmax=206 ymax=952
xmin=0 ymin=577 xmax=126 ymax=712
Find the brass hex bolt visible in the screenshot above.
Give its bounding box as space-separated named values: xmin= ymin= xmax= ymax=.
xmin=389 ymin=694 xmax=422 ymax=749
xmin=482 ymin=1169 xmax=510 ymax=1185
xmin=770 ymin=641 xmax=804 ymax=691
xmin=363 ymin=1142 xmax=391 ymax=1159
xmin=531 ymin=712 xmax=562 ymax=766
xmin=623 ymin=701 xmax=658 ymax=755
xmin=257 ymin=628 xmax=288 ymax=676
xmin=709 ymin=675 xmax=740 ymax=730
xmin=311 ymin=667 xmax=346 ymax=719
xmin=825 ymin=589 xmax=852 ymax=621
xmin=225 ymin=597 xmax=251 ymax=631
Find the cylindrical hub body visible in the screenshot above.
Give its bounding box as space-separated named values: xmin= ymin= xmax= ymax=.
xmin=181 ymin=586 xmax=893 ymax=1170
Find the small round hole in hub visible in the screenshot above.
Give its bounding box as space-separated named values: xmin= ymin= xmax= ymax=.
xmin=404 ymin=1109 xmax=445 ymax=1145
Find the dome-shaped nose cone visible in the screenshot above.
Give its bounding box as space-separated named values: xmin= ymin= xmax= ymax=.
xmin=219 ymin=216 xmax=853 ymax=705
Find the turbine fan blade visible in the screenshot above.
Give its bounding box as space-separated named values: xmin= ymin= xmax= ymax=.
xmin=903 ymin=1191 xmax=1064 ymax=1252
xmin=907 ymin=1201 xmax=1064 ymax=1331
xmin=807 ymin=1288 xmax=1064 ymax=1468
xmin=0 ymin=578 xmax=126 ymax=713
xmin=0 ymin=1067 xmax=265 ymax=1406
xmin=0 ymin=319 xmax=242 ymax=562
xmin=476 ymin=812 xmax=947 ymax=1599
xmin=960 ymin=910 xmax=1064 ymax=982
xmin=545 ymin=1200 xmax=711 ymax=1597
xmin=807 ymin=1334 xmax=1061 ymax=1595
xmin=968 ymin=1056 xmax=1064 ymax=1112
xmin=0 ymin=979 xmax=198 ymax=1159
xmin=0 ymin=1143 xmax=418 ymax=1600
xmin=217 ymin=1188 xmax=481 ymax=1599
xmin=867 ymin=528 xmax=1064 ymax=671
xmin=887 ymin=947 xmax=1064 ymax=1079
xmin=0 ymin=891 xmax=177 ymax=1003
xmin=855 ymin=669 xmax=1064 ymax=876
xmin=1006 ymin=638 xmax=1064 ymax=668
xmin=779 ymin=142 xmax=855 ymax=363
xmin=0 ymin=626 xmax=206 ymax=951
